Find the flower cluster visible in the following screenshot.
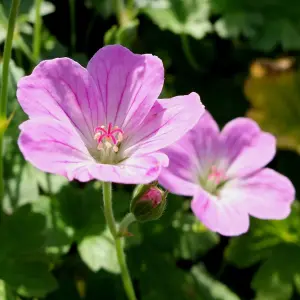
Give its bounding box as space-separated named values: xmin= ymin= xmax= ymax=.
xmin=17 ymin=45 xmax=295 ymax=236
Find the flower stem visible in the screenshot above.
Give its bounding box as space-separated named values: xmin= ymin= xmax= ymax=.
xmin=118 ymin=212 xmax=136 ymax=236
xmin=0 ymin=0 xmax=20 ymax=223
xmin=32 ymin=0 xmax=43 ymax=63
xmin=102 ymin=182 xmax=137 ymax=300
xmin=180 ymin=34 xmax=199 ymax=71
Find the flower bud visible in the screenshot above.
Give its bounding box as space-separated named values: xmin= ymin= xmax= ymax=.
xmin=130 ymin=184 xmax=167 ymax=222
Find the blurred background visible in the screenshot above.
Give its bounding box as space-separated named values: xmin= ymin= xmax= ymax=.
xmin=2 ymin=0 xmax=300 ymax=299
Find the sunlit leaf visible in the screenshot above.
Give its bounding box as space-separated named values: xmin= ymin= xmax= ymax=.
xmin=191 ymin=265 xmax=240 ymax=300
xmin=78 ymin=228 xmax=121 ymax=274
xmin=143 ymin=0 xmax=212 ymax=39
xmin=226 ymin=203 xmax=300 ymax=268
xmin=244 ymin=58 xmax=300 ymax=154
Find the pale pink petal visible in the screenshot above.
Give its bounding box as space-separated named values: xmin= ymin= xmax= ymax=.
xmin=158 ymin=111 xmax=220 ymax=195
xmin=87 ymin=44 xmax=164 ymax=131
xmin=18 ymin=118 xmax=93 ymax=178
xmin=88 ymin=152 xmax=169 ymax=184
xmin=221 ymin=118 xmax=276 ymax=177
xmin=191 ymin=188 xmax=249 ymax=236
xmin=222 ymin=168 xmax=295 ymax=220
xmin=124 ymin=92 xmax=205 ymax=155
xmin=17 ymin=58 xmax=103 ymax=146
xmin=158 ymin=142 xmax=199 ymax=196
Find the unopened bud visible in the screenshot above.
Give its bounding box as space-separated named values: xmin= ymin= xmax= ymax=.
xmin=130 ymin=184 xmax=167 ymax=222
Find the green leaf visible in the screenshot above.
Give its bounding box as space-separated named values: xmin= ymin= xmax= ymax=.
xmin=27 ymin=1 xmax=55 ymax=22
xmin=56 ymin=184 xmax=105 ymax=240
xmin=212 ymin=0 xmax=300 ymax=51
xmin=104 ymin=19 xmax=139 ymax=48
xmin=0 ymin=205 xmax=58 ymax=297
xmin=4 ymin=163 xmax=39 ymax=213
xmin=32 ymin=196 xmax=73 ymax=256
xmin=143 ymin=0 xmax=212 ymax=39
xmin=191 ymin=265 xmax=240 ymax=300
xmin=78 ymin=228 xmax=121 ymax=274
xmin=252 ymin=244 xmax=300 ymax=300
xmin=244 ymin=63 xmax=300 ymax=154
xmin=226 ymin=203 xmax=300 ymax=268
xmin=174 ymin=214 xmax=219 ymax=259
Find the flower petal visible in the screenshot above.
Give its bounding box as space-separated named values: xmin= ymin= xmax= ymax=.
xmin=87 ymin=44 xmax=164 ymax=131
xmin=124 ymin=92 xmax=205 ymax=155
xmin=88 ymin=152 xmax=169 ymax=184
xmin=18 ymin=118 xmax=93 ymax=178
xmin=17 ymin=58 xmax=103 ymax=146
xmin=191 ymin=188 xmax=250 ymax=236
xmin=221 ymin=118 xmax=276 ymax=177
xmin=222 ymin=168 xmax=295 ymax=220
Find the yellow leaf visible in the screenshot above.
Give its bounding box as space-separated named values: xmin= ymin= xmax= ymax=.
xmin=245 ymin=57 xmax=300 ymax=153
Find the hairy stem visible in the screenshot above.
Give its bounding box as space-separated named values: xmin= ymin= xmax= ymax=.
xmin=102 ymin=182 xmax=137 ymax=300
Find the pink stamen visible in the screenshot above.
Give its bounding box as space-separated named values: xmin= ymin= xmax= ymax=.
xmin=208 ymin=165 xmax=226 ymax=185
xmin=94 ymin=123 xmax=124 ymax=149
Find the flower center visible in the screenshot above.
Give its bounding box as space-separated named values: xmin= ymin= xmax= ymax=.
xmin=200 ymin=165 xmax=228 ymax=195
xmin=94 ymin=123 xmax=124 ymax=153
xmin=90 ymin=123 xmax=124 ymax=164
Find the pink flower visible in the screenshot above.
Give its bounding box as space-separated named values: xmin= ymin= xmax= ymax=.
xmin=158 ymin=111 xmax=295 ymax=236
xmin=17 ymin=45 xmax=204 ymax=184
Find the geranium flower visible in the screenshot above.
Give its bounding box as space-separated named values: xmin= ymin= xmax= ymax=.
xmin=158 ymin=111 xmax=295 ymax=236
xmin=17 ymin=45 xmax=204 ymax=183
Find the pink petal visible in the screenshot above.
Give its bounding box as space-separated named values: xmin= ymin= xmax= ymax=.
xmin=88 ymin=152 xmax=169 ymax=184
xmin=87 ymin=45 xmax=164 ymax=132
xmin=17 ymin=58 xmax=103 ymax=146
xmin=222 ymin=168 xmax=295 ymax=220
xmin=124 ymin=92 xmax=205 ymax=156
xmin=18 ymin=118 xmax=93 ymax=178
xmin=158 ymin=142 xmax=199 ymax=196
xmin=191 ymin=188 xmax=250 ymax=236
xmin=221 ymin=118 xmax=276 ymax=177
xmin=158 ymin=111 xmax=219 ymax=196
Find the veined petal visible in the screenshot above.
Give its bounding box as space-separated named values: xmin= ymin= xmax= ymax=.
xmin=222 ymin=168 xmax=295 ymax=220
xmin=87 ymin=44 xmax=164 ymax=131
xmin=124 ymin=92 xmax=205 ymax=155
xmin=17 ymin=58 xmax=103 ymax=146
xmin=191 ymin=188 xmax=249 ymax=236
xmin=18 ymin=118 xmax=93 ymax=178
xmin=88 ymin=152 xmax=169 ymax=184
xmin=221 ymin=118 xmax=276 ymax=177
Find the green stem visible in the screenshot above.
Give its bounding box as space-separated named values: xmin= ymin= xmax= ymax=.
xmin=69 ymin=0 xmax=76 ymax=55
xmin=114 ymin=0 xmax=128 ymax=26
xmin=180 ymin=34 xmax=199 ymax=71
xmin=0 ymin=0 xmax=20 ymax=222
xmin=32 ymin=0 xmax=43 ymax=63
xmin=102 ymin=182 xmax=137 ymax=300
xmin=118 ymin=212 xmax=136 ymax=236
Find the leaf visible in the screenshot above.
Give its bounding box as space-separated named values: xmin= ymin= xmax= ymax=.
xmin=251 ymin=244 xmax=300 ymax=300
xmin=143 ymin=0 xmax=212 ymax=39
xmin=226 ymin=203 xmax=300 ymax=268
xmin=244 ymin=58 xmax=300 ymax=154
xmin=174 ymin=214 xmax=219 ymax=259
xmin=0 ymin=205 xmax=58 ymax=297
xmin=32 ymin=196 xmax=73 ymax=256
xmin=27 ymin=1 xmax=55 ymax=22
xmin=78 ymin=228 xmax=121 ymax=274
xmin=191 ymin=265 xmax=240 ymax=300
xmin=212 ymin=0 xmax=300 ymax=51
xmin=35 ymin=171 xmax=68 ymax=194
xmin=104 ymin=20 xmax=139 ymax=48
xmin=56 ymin=184 xmax=105 ymax=240
xmin=4 ymin=162 xmax=40 ymax=213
